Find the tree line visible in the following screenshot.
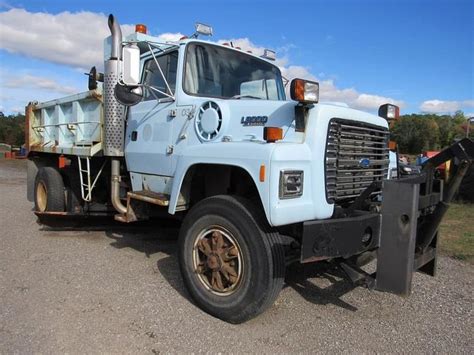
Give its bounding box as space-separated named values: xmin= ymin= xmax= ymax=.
xmin=391 ymin=110 xmax=473 ymax=154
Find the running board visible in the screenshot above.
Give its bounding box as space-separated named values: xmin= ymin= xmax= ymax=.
xmin=114 ymin=190 xmax=170 ymax=223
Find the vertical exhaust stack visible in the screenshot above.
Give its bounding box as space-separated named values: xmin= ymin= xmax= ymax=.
xmin=105 ymin=14 xmax=127 ymax=214
xmin=104 ymin=14 xmax=126 ymax=157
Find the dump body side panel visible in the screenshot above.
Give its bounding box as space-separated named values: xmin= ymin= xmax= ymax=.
xmin=26 ymin=89 xmax=104 ymax=157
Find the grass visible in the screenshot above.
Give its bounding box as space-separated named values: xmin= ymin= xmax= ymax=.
xmin=439 ymin=203 xmax=474 ymax=264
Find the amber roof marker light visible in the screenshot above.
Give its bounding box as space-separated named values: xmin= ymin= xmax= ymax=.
xmin=135 ymin=24 xmax=147 ymax=34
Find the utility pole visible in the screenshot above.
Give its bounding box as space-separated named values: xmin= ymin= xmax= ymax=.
xmin=467 ymin=117 xmax=474 ymax=138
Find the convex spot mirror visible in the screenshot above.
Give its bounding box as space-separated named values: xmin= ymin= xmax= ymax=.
xmin=114 ymin=84 xmax=143 ymax=106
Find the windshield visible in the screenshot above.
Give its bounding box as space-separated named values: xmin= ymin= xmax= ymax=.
xmin=184 ymin=42 xmax=285 ymax=100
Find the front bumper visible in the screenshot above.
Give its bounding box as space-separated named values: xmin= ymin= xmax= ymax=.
xmin=300 ymin=138 xmax=474 ymax=296
xmin=301 ymin=212 xmax=381 ymax=263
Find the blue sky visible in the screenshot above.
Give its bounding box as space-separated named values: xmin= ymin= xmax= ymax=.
xmin=0 ymin=0 xmax=472 ymax=115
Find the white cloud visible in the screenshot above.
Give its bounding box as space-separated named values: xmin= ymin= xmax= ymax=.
xmin=0 ymin=8 xmax=186 ymax=71
xmin=281 ymin=64 xmax=403 ymax=110
xmin=353 ymin=93 xmax=404 ymax=110
xmin=3 ymin=74 xmax=78 ymax=95
xmin=420 ymin=99 xmax=474 ymax=113
xmin=0 ymin=8 xmax=136 ymax=70
xmin=0 ymin=8 xmax=405 ymax=112
xmin=217 ymin=38 xmax=266 ymax=55
xmin=10 ymin=106 xmax=23 ymax=113
xmin=157 ymin=32 xmax=185 ymax=42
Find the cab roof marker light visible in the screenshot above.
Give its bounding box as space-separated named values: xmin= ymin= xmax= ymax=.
xmin=195 ymin=22 xmax=213 ymax=36
xmin=135 ymin=24 xmax=147 ymax=34
xmin=261 ymin=49 xmax=276 ymax=61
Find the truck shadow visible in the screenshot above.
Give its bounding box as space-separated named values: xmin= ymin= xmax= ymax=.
xmin=38 ymin=216 xmax=358 ymax=312
xmin=284 ymin=263 xmax=358 ymax=311
xmin=105 ymin=226 xmax=360 ymax=311
xmin=105 ymin=222 xmax=359 ymax=312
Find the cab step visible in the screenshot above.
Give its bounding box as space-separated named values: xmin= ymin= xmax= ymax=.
xmin=128 ymin=190 xmax=170 ymax=206
xmin=114 ymin=190 xmax=170 ymax=223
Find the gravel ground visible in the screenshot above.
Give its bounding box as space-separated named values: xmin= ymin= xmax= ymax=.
xmin=0 ymin=159 xmax=473 ymax=353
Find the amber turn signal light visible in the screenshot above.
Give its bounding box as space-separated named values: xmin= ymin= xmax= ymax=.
xmin=135 ymin=24 xmax=147 ymax=34
xmin=259 ymin=164 xmax=266 ymax=182
xmin=264 ymin=127 xmax=283 ymax=143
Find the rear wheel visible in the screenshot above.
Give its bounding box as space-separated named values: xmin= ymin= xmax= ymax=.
xmin=34 ymin=167 xmax=65 ymax=212
xmin=178 ymin=195 xmax=285 ymax=323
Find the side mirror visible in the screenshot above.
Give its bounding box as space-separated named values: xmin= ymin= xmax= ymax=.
xmin=122 ymin=43 xmax=140 ymax=85
xmin=86 ymin=66 xmax=104 ymax=90
xmin=114 ymin=43 xmax=143 ymax=106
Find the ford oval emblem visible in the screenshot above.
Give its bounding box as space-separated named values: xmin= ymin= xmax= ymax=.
xmin=359 ymin=158 xmax=371 ymax=168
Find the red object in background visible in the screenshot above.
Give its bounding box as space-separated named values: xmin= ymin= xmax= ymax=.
xmin=424 ymin=151 xmax=446 ymax=170
xmin=424 ymin=150 xmax=449 ymax=180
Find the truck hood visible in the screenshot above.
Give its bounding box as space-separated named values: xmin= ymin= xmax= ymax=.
xmin=209 ymin=99 xmax=298 ymax=142
xmin=192 ymin=98 xmax=388 ymax=144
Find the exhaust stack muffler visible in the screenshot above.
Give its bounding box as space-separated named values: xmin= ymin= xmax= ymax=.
xmin=105 ymin=14 xmax=127 ymax=214
xmin=104 ymin=14 xmax=126 ymax=157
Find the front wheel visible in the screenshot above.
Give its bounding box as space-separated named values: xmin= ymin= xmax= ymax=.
xmin=178 ymin=195 xmax=285 ymax=323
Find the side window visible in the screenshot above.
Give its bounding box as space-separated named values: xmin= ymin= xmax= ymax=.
xmin=142 ymin=51 xmax=178 ymax=101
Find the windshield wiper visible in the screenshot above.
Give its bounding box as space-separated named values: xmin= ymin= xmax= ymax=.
xmin=230 ymin=95 xmax=263 ymax=100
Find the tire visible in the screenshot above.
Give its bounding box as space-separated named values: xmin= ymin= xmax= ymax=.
xmin=34 ymin=167 xmax=65 ymax=212
xmin=178 ymin=195 xmax=285 ymax=323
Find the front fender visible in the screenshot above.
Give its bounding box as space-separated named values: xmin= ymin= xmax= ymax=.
xmin=168 ymin=141 xmax=275 ymax=223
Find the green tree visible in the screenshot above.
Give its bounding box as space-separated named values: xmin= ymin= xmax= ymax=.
xmin=391 ymin=111 xmax=472 ymax=154
xmin=391 ymin=114 xmax=440 ymax=153
xmin=0 ymin=113 xmax=26 ymax=147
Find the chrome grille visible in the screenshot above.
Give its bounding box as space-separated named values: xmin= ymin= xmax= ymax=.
xmin=325 ymin=118 xmax=390 ymax=203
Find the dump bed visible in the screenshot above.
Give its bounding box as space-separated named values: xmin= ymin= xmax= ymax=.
xmin=26 ymin=88 xmax=104 ymax=157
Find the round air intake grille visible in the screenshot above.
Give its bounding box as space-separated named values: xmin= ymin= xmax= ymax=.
xmin=195 ymin=101 xmax=222 ymax=141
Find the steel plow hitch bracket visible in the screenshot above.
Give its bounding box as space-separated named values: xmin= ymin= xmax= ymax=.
xmin=376 ymin=138 xmax=473 ymax=296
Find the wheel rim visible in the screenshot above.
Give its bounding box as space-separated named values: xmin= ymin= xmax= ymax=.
xmin=192 ymin=226 xmax=244 ymax=296
xmin=36 ymin=181 xmax=47 ymax=212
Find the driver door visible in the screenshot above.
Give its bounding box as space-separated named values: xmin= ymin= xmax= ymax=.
xmin=124 ymin=50 xmax=178 ymax=177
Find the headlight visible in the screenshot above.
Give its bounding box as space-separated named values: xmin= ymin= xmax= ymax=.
xmin=290 ymin=79 xmax=319 ymax=104
xmin=402 ymin=166 xmax=412 ymax=173
xmin=279 ymin=170 xmax=304 ymax=199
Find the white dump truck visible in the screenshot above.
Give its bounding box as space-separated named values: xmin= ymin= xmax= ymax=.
xmin=25 ymin=15 xmax=473 ymax=323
